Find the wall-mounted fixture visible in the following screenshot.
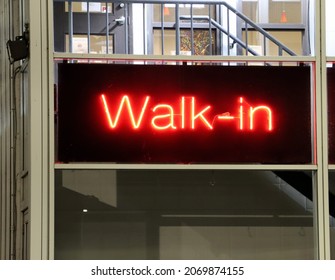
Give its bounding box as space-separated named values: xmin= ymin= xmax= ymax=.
xmin=6 ymin=23 xmax=29 ymax=64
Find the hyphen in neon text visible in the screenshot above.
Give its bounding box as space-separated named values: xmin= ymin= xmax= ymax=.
xmin=101 ymin=94 xmax=273 ymax=131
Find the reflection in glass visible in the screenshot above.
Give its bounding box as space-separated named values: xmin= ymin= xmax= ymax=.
xmin=55 ymin=170 xmax=314 ymax=260
xmin=242 ymin=0 xmax=302 ymax=24
xmin=154 ymin=29 xmax=216 ymax=55
xmin=65 ymin=34 xmax=113 ymax=54
xmin=154 ymin=29 xmax=176 ymax=55
xmin=153 ymin=4 xmax=216 ymax=23
xmin=269 ymin=0 xmax=302 ymax=24
xmin=65 ymin=2 xmax=112 ymax=13
xmin=242 ymin=30 xmax=302 ymax=56
xmin=242 ymin=0 xmax=259 ymax=23
xmin=180 ymin=30 xmax=216 ymax=55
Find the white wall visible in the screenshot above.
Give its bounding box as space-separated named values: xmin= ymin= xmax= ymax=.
xmin=132 ymin=4 xmax=145 ymax=54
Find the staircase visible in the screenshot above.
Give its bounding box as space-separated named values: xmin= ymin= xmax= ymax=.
xmin=148 ymin=0 xmax=298 ymax=56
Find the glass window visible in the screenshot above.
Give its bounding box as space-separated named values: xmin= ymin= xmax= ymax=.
xmin=54 ymin=0 xmax=311 ymax=56
xmin=54 ymin=1 xmax=122 ymax=53
xmin=241 ymin=1 xmax=306 ymax=56
xmin=55 ymin=170 xmax=314 ymax=260
xmin=51 ymin=0 xmax=319 ymax=262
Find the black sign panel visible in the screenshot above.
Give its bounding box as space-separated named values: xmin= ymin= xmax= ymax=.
xmin=56 ymin=64 xmax=311 ymax=164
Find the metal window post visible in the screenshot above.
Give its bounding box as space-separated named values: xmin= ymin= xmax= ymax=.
xmin=175 ymin=3 xmax=180 ymax=55
xmin=68 ymin=1 xmax=73 ymax=53
xmin=314 ymin=0 xmax=331 ymax=260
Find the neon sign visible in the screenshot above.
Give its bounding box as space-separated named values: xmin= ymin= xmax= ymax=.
xmin=100 ymin=94 xmax=273 ymax=131
xmin=57 ymin=63 xmax=311 ymax=163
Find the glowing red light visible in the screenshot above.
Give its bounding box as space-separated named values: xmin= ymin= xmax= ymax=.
xmin=191 ymin=97 xmax=213 ymax=130
xmin=151 ymin=104 xmax=177 ymax=130
xmin=101 ymin=94 xmax=149 ymax=129
xmin=181 ymin=96 xmax=185 ymax=129
xmin=217 ymin=114 xmax=235 ymax=120
xmin=100 ymin=94 xmax=273 ymax=132
xmin=239 ymin=97 xmax=244 ymax=130
xmin=249 ymin=106 xmax=273 ymax=131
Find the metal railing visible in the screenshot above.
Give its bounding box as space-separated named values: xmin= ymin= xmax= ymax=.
xmin=153 ymin=0 xmax=297 ymax=56
xmin=180 ymin=15 xmax=261 ymax=56
xmin=56 ymin=0 xmax=298 ymax=57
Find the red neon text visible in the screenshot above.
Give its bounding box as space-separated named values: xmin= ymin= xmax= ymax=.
xmin=100 ymin=94 xmax=273 ymax=131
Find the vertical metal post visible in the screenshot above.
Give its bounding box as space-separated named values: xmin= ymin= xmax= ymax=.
xmin=227 ymin=7 xmax=230 ymax=56
xmin=125 ymin=3 xmax=129 ymax=54
xmin=87 ymin=1 xmax=90 ymax=53
xmin=263 ymin=35 xmax=266 ymax=56
xmin=161 ymin=4 xmax=164 ymax=55
xmin=143 ymin=3 xmax=146 ymax=55
xmin=244 ymin=21 xmax=248 ymax=55
xmin=105 ymin=2 xmax=109 ymax=54
xmin=279 ymin=46 xmax=283 ymax=56
xmin=314 ymin=0 xmax=331 ymax=260
xmin=28 ymin=0 xmax=50 ymax=259
xmin=190 ymin=4 xmax=194 ymax=55
xmin=175 ymin=4 xmax=180 ymax=55
xmin=208 ymin=5 xmax=212 ymax=55
xmin=47 ymin=0 xmax=55 ymax=260
xmin=68 ymin=1 xmax=73 ymax=53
